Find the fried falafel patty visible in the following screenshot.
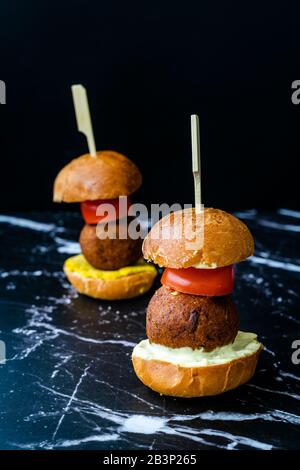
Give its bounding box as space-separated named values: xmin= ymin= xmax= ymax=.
xmin=79 ymin=221 xmax=142 ymax=270
xmin=146 ymin=286 xmax=239 ymax=351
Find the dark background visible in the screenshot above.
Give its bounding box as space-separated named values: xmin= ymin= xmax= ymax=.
xmin=0 ymin=0 xmax=299 ymax=212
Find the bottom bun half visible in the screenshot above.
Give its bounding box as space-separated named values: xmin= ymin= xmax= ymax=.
xmin=64 ymin=255 xmax=157 ymax=300
xmin=132 ymin=334 xmax=263 ymax=397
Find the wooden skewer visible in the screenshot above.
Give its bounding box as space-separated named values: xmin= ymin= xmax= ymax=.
xmin=191 ymin=114 xmax=202 ymax=213
xmin=71 ymin=84 xmax=96 ymax=157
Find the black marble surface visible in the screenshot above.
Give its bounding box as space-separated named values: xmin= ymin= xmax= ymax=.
xmin=0 ymin=209 xmax=299 ymax=450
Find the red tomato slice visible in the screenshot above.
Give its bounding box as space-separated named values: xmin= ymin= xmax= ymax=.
xmin=80 ymin=197 xmax=131 ymax=224
xmin=161 ymin=265 xmax=234 ymax=296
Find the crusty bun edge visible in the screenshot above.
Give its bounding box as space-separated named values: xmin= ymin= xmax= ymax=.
xmin=143 ymin=207 xmax=254 ymax=268
xmin=64 ymin=266 xmax=157 ymax=300
xmin=132 ymin=345 xmax=263 ymax=397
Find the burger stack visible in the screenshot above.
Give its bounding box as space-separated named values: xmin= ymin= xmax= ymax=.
xmin=53 ymin=150 xmax=157 ymax=300
xmin=132 ymin=207 xmax=263 ymax=398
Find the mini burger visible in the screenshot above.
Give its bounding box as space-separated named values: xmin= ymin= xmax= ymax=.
xmin=132 ymin=207 xmax=263 ymax=397
xmin=53 ymin=150 xmax=157 ymax=300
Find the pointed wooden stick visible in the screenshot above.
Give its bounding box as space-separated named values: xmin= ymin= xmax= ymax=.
xmin=71 ymin=84 xmax=96 ymax=157
xmin=191 ymin=114 xmax=202 ymax=213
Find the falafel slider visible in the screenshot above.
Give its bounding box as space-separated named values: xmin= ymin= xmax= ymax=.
xmin=132 ymin=207 xmax=263 ymax=397
xmin=53 ymin=151 xmax=157 ymax=300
